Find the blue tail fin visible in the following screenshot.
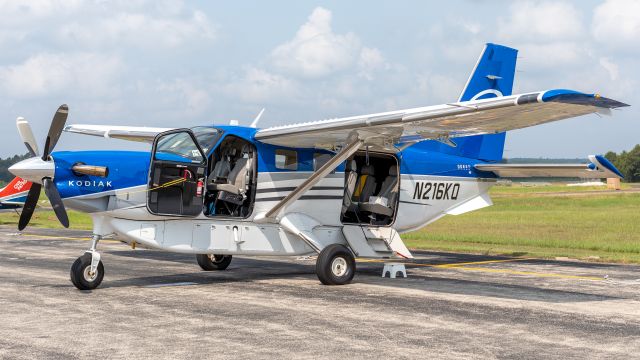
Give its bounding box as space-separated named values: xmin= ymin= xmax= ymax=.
xmin=459 ymin=43 xmax=517 ymax=102
xmin=455 ymin=43 xmax=517 ymax=161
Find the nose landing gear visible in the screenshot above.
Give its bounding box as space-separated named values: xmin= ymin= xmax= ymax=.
xmin=70 ymin=235 xmax=104 ymax=290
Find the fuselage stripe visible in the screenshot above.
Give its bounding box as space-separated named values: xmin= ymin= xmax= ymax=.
xmin=256 ymin=195 xmax=343 ymax=202
xmin=256 ymin=186 xmax=344 ymax=194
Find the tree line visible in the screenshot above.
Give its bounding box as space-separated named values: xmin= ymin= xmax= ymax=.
xmin=0 ymin=153 xmax=30 ymax=186
xmin=605 ymin=145 xmax=640 ymax=182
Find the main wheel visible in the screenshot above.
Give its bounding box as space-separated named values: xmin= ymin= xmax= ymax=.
xmin=316 ymin=244 xmax=356 ymax=285
xmin=196 ymin=254 xmax=232 ymax=271
xmin=70 ymin=253 xmax=104 ymax=290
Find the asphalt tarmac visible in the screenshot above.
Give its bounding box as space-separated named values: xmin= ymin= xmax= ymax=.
xmin=1 ymin=226 xmax=639 ymax=359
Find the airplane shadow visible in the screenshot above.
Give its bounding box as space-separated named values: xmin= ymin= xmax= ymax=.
xmin=100 ymin=249 xmax=621 ymax=303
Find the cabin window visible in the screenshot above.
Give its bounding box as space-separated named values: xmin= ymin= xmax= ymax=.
xmin=314 ymin=152 xmax=333 ymax=172
xmin=275 ymin=149 xmax=298 ymax=170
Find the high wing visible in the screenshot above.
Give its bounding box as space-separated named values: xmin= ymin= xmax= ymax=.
xmin=255 ymin=89 xmax=628 ymax=149
xmin=475 ymin=155 xmax=623 ymax=179
xmin=63 ymin=124 xmax=173 ymax=143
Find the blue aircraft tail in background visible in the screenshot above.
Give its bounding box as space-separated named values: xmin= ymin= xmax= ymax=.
xmin=413 ymin=43 xmax=518 ymax=162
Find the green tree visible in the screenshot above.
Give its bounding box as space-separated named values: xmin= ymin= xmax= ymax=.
xmin=0 ymin=153 xmax=30 ymax=184
xmin=605 ymin=145 xmax=640 ymax=182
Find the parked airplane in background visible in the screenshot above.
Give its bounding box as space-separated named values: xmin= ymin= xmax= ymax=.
xmin=8 ymin=43 xmax=628 ymax=290
xmin=0 ymin=177 xmax=30 ymax=212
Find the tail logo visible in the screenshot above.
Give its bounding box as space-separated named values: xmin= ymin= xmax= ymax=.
xmin=13 ymin=178 xmax=28 ymax=191
xmin=470 ymin=89 xmax=503 ymax=101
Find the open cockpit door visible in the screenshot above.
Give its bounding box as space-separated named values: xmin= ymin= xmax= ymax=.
xmin=148 ymin=129 xmax=207 ymax=216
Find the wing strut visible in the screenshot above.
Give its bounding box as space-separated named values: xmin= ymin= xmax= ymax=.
xmin=256 ymin=134 xmax=363 ymax=222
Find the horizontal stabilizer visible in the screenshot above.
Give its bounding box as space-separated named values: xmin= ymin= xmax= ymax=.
xmin=475 ymin=155 xmax=623 ymax=179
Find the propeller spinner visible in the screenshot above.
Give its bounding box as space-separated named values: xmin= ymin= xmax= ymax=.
xmin=9 ymin=104 xmax=70 ymax=230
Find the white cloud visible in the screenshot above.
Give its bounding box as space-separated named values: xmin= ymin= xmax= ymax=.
xmin=225 ymin=67 xmax=299 ymax=103
xmin=599 ymin=57 xmax=619 ymax=81
xmin=592 ymin=0 xmax=640 ymax=51
xmin=498 ymin=1 xmax=584 ymax=42
xmin=517 ymin=42 xmax=589 ymax=69
xmin=0 ymin=52 xmax=123 ymax=98
xmin=57 ymin=9 xmax=216 ymax=49
xmin=0 ymin=0 xmax=83 ymax=25
xmin=357 ymin=47 xmax=387 ymax=80
xmin=0 ymin=1 xmax=216 ymax=50
xmin=270 ymin=7 xmax=382 ymax=79
xmin=156 ymin=79 xmax=211 ymax=115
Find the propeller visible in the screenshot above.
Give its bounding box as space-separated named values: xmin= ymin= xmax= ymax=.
xmin=12 ymin=104 xmax=69 ymax=230
xmin=16 ymin=117 xmax=39 ymax=157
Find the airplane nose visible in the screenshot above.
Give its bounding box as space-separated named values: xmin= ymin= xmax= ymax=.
xmin=8 ymin=157 xmax=55 ymax=184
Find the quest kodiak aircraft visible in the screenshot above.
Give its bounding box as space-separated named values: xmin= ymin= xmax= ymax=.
xmin=8 ymin=43 xmax=628 ymax=290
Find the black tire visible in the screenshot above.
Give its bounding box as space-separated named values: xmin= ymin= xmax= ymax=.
xmin=316 ymin=244 xmax=356 ymax=285
xmin=70 ymin=253 xmax=104 ymax=290
xmin=196 ymin=254 xmax=232 ymax=271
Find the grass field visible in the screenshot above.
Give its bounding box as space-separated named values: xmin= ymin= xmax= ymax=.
xmin=404 ymin=185 xmax=640 ymax=263
xmin=1 ymin=185 xmax=639 ymax=263
xmin=0 ymin=208 xmax=93 ymax=230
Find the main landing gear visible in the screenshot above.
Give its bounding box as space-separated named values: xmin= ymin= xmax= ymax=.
xmin=316 ymin=244 xmax=356 ymax=285
xmin=196 ymin=254 xmax=232 ymax=271
xmin=70 ymin=234 xmax=104 ymax=290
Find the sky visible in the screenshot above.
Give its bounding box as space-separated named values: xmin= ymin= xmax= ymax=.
xmin=0 ymin=0 xmax=638 ymax=158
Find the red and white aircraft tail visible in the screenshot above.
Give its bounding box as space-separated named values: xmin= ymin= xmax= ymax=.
xmin=0 ymin=177 xmax=32 ymax=209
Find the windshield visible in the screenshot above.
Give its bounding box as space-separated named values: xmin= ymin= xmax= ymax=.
xmin=191 ymin=126 xmax=223 ymax=154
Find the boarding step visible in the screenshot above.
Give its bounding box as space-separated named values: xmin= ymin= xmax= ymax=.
xmin=342 ymin=225 xmax=413 ymax=259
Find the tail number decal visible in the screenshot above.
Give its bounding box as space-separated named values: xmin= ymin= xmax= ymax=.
xmin=413 ymin=182 xmax=460 ymax=200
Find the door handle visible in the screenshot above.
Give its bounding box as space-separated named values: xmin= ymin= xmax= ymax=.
xmin=233 ymin=226 xmax=244 ymax=244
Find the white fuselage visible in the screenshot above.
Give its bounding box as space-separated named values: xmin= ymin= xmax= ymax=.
xmin=71 ymin=172 xmax=494 ymax=258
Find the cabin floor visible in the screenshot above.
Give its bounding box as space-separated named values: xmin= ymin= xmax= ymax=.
xmin=1 ymin=226 xmax=638 ymax=359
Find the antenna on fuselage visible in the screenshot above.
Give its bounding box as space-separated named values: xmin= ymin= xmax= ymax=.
xmin=250 ymin=108 xmax=266 ymax=128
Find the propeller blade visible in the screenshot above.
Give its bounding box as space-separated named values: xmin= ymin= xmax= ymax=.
xmin=16 ymin=117 xmax=39 ymax=157
xmin=18 ymin=183 xmax=42 ymax=231
xmin=42 ymin=104 xmax=68 ymax=160
xmin=43 ymin=178 xmax=69 ymax=228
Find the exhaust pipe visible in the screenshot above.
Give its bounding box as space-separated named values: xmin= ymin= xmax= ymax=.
xmin=72 ymin=164 xmax=109 ymax=177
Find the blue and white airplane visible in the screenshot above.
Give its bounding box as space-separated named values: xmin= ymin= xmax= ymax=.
xmin=9 ymin=43 xmax=628 ymax=290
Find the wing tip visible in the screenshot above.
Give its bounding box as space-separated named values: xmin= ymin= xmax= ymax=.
xmin=541 ymin=89 xmax=629 ymax=109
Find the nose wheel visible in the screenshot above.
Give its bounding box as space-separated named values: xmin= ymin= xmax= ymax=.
xmin=70 ymin=252 xmax=104 ymax=290
xmin=70 ymin=234 xmax=104 ymax=290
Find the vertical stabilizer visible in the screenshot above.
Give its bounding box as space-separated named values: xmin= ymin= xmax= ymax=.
xmin=456 ymin=43 xmax=517 ymax=161
xmin=459 ymin=43 xmax=518 ymax=102
xmin=0 ymin=177 xmax=31 ymax=203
